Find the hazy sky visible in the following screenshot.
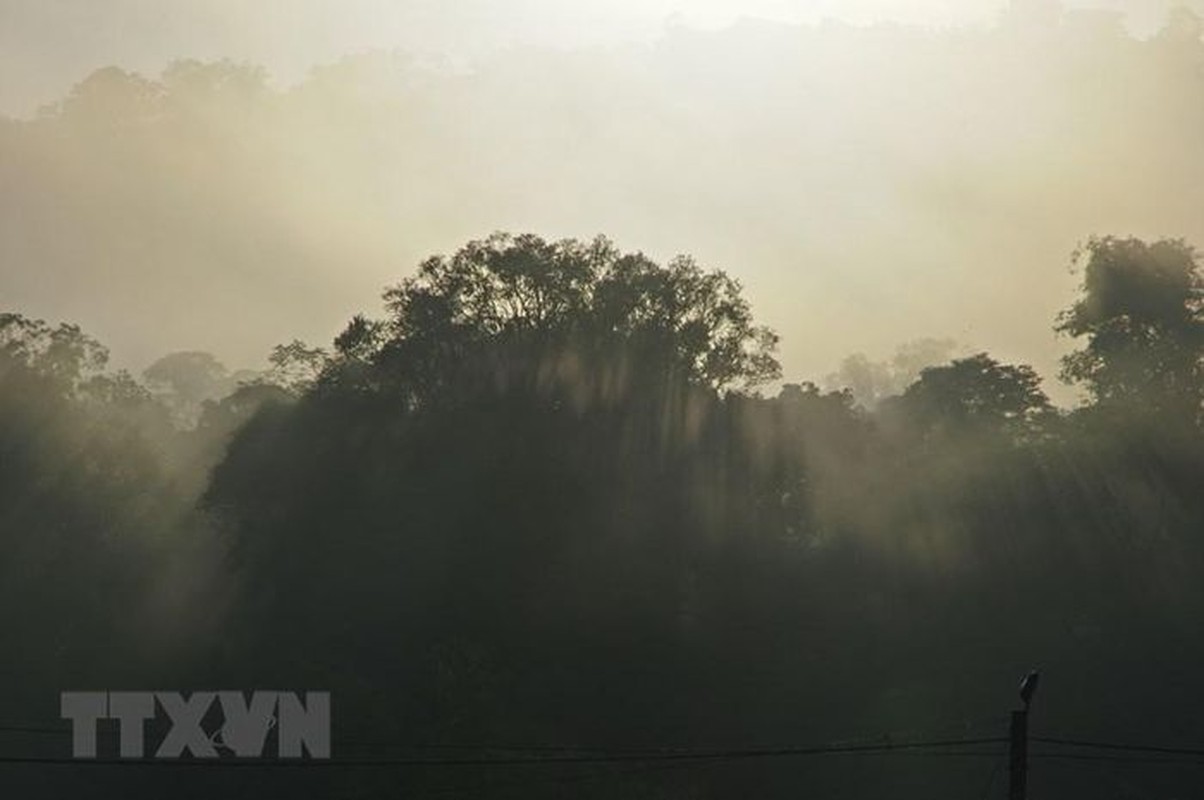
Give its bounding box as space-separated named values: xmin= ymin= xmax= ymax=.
xmin=3 ymin=0 xmax=1203 ymax=405
xmin=0 ymin=0 xmax=1191 ymax=116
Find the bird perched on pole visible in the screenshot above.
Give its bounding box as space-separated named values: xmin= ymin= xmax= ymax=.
xmin=1019 ymin=671 xmax=1040 ymax=707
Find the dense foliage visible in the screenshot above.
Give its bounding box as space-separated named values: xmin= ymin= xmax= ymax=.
xmin=4 ymin=234 xmax=1202 ymax=797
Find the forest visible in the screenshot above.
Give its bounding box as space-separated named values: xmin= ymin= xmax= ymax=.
xmin=2 ymin=230 xmax=1202 ymax=797
xmin=4 ymin=3 xmax=1204 ymax=798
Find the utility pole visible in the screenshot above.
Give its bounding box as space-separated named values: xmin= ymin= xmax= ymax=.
xmin=1010 ymin=671 xmax=1039 ymax=800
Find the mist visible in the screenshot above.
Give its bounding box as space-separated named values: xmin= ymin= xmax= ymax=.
xmin=3 ymin=2 xmax=1204 ymax=798
xmin=3 ymin=2 xmax=1204 ymax=400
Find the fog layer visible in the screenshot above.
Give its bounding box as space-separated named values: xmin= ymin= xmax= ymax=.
xmin=3 ymin=5 xmax=1204 ymax=398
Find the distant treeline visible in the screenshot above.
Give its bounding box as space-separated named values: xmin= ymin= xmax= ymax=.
xmin=1 ymin=231 xmax=1201 ymax=797
xmin=5 ymin=9 xmax=1204 ymax=377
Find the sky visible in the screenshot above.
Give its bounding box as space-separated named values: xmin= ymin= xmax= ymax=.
xmin=2 ymin=0 xmax=1203 ymax=405
xmin=0 ymin=0 xmax=1190 ymax=117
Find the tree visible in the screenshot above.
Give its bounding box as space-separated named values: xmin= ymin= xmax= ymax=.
xmin=1056 ymin=236 xmax=1203 ymax=421
xmin=143 ymin=350 xmax=231 ymax=426
xmin=340 ymin=232 xmax=780 ymax=403
xmin=825 ymin=339 xmax=959 ymax=409
xmin=161 ymin=60 xmax=270 ymax=108
xmin=0 ymin=312 xmax=108 ymax=391
xmin=1001 ymin=0 xmax=1064 ymax=32
xmin=1156 ymin=6 xmax=1204 ymax=46
xmin=53 ymin=66 xmax=163 ymax=127
xmin=891 ymin=353 xmax=1051 ymax=436
xmin=197 ymin=382 xmax=293 ymax=442
xmin=267 ymin=340 xmax=329 ymax=393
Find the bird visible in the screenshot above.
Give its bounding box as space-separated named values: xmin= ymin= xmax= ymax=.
xmin=1019 ymin=670 xmax=1040 ymax=706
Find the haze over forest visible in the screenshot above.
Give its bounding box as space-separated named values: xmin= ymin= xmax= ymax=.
xmin=3 ymin=2 xmax=1204 ymax=798
xmin=5 ymin=0 xmax=1204 ymax=401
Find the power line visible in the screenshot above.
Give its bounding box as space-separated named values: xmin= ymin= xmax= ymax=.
xmin=1031 ymin=752 xmax=1204 ymax=767
xmin=0 ymin=721 xmax=1007 ymax=757
xmin=0 ymin=716 xmax=1010 ymax=754
xmin=13 ymin=722 xmax=1204 ymax=773
xmin=1032 ymin=736 xmax=1204 ymax=759
xmin=0 ymin=736 xmax=1007 ymax=768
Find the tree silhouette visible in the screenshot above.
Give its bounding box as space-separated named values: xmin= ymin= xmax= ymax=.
xmin=322 ymin=233 xmax=780 ymax=406
xmin=10 ymin=234 xmax=1204 ymax=799
xmin=1056 ymin=236 xmax=1203 ymax=423
xmin=143 ymin=350 xmax=231 ymax=424
xmin=890 ymin=352 xmax=1051 ymax=437
xmin=0 ymin=312 xmax=108 ymax=391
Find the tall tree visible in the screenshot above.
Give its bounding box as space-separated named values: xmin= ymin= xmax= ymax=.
xmin=1056 ymin=236 xmax=1203 ymax=423
xmin=143 ymin=350 xmax=232 ymax=426
xmin=891 ymin=353 xmax=1051 ymax=436
xmin=325 ymin=232 xmax=780 ymax=404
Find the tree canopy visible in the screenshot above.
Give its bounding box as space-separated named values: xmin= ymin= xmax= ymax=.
xmin=1057 ymin=236 xmax=1203 ymax=421
xmin=320 ymin=233 xmax=780 ymax=405
xmin=891 ymin=353 xmax=1052 ymax=436
xmin=5 ymin=233 xmax=1204 ymax=798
